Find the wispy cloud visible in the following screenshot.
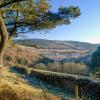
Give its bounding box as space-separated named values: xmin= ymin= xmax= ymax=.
xmin=90 ymin=38 xmax=100 ymax=44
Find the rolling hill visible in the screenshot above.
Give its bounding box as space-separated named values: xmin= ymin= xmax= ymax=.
xmin=14 ymin=39 xmax=100 ymax=51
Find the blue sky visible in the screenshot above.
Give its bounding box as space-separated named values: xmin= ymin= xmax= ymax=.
xmin=19 ymin=0 xmax=100 ymax=43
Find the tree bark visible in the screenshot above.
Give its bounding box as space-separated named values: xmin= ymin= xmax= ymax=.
xmin=0 ymin=12 xmax=8 ymax=68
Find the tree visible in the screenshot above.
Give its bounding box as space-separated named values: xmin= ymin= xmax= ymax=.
xmin=0 ymin=0 xmax=81 ymax=68
xmin=91 ymin=46 xmax=100 ymax=70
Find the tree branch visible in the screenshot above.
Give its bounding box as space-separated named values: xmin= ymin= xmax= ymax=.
xmin=0 ymin=0 xmax=25 ymax=8
xmin=6 ymin=21 xmax=32 ymax=26
xmin=1 ymin=8 xmax=34 ymax=13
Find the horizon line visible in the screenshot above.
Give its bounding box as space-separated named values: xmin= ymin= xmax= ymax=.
xmin=14 ymin=37 xmax=100 ymax=44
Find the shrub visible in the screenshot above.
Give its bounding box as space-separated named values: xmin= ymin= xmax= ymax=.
xmin=34 ymin=63 xmax=47 ymax=70
xmin=16 ymin=58 xmax=28 ymax=65
xmin=12 ymin=66 xmax=28 ymax=75
xmin=4 ymin=56 xmax=12 ymax=61
xmin=36 ymin=57 xmax=54 ymax=65
xmin=92 ymin=68 xmax=100 ymax=78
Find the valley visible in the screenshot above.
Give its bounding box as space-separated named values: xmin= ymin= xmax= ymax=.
xmin=15 ymin=39 xmax=99 ymax=64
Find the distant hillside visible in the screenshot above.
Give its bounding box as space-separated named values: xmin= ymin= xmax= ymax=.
xmin=14 ymin=39 xmax=100 ymax=51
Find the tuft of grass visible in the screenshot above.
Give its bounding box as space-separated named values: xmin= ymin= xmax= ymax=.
xmin=4 ymin=55 xmax=12 ymax=61
xmin=0 ymin=84 xmax=25 ymax=100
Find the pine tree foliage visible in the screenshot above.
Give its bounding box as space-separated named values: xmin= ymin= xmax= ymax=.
xmin=0 ymin=0 xmax=81 ymax=37
xmin=91 ymin=46 xmax=100 ymax=70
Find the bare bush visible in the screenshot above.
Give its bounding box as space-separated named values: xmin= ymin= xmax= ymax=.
xmin=47 ymin=62 xmax=62 ymax=72
xmin=63 ymin=62 xmax=86 ymax=75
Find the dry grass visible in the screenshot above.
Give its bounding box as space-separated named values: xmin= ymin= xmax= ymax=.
xmin=0 ymin=67 xmax=60 ymax=100
xmin=4 ymin=44 xmax=41 ymax=66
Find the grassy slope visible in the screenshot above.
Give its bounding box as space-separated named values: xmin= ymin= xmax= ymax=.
xmin=0 ymin=67 xmax=60 ymax=100
xmin=1 ymin=44 xmax=60 ymax=100
xmin=4 ymin=44 xmax=41 ymax=67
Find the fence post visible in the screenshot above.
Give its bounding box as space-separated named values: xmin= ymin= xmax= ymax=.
xmin=75 ymin=82 xmax=79 ymax=100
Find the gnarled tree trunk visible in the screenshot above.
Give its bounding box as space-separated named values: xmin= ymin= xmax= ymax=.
xmin=0 ymin=13 xmax=8 ymax=69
